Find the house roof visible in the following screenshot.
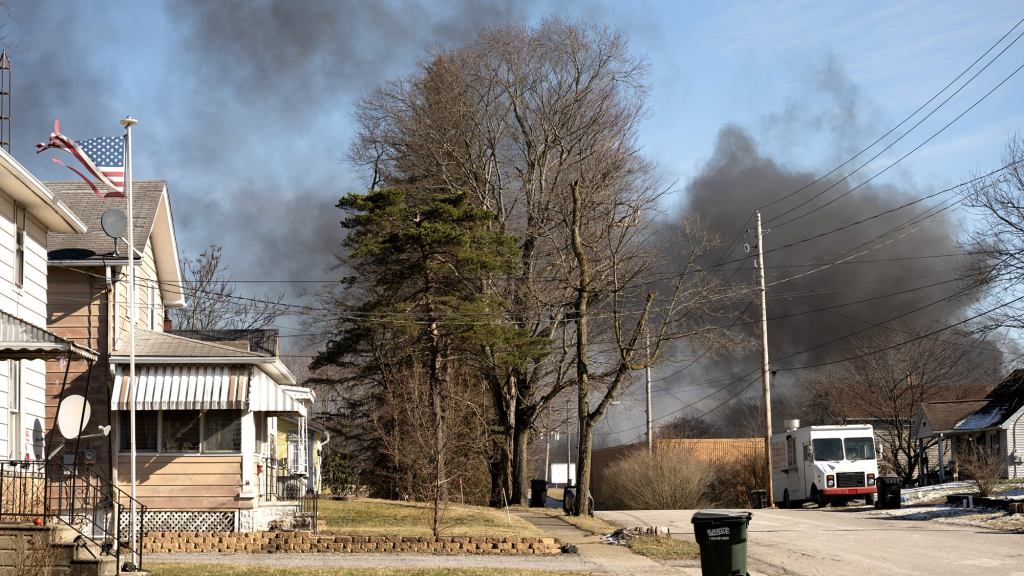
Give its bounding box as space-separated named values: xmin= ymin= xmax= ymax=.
xmin=112 ymin=329 xmax=267 ymax=359
xmin=109 ymin=329 xmax=296 ymax=386
xmin=954 ymin=369 xmax=1024 ymax=432
xmin=45 ymin=180 xmax=185 ymax=308
xmin=0 ymin=149 xmax=87 ymax=233
xmin=919 ymin=400 xmax=989 ymax=434
xmin=45 ymin=180 xmax=165 ymax=260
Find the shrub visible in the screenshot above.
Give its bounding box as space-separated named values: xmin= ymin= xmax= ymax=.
xmin=603 ymin=449 xmax=714 ymax=509
xmin=708 ymin=451 xmax=766 ymax=507
xmin=957 ymin=443 xmax=1005 ymax=497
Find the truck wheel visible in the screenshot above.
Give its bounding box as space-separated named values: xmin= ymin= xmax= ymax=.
xmin=865 ymin=493 xmax=876 ymax=506
xmin=810 ymin=485 xmax=826 ymax=508
xmin=782 ymin=489 xmax=791 ymax=509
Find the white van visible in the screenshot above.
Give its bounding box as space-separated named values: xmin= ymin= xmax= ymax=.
xmin=770 ymin=421 xmax=879 ymax=508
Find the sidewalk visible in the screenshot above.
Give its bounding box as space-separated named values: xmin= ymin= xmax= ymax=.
xmin=513 ymin=509 xmax=700 ymax=576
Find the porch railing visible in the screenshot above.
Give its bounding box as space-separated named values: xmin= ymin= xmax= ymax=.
xmin=0 ymin=460 xmax=147 ymax=573
xmin=262 ymin=456 xmax=319 ymax=532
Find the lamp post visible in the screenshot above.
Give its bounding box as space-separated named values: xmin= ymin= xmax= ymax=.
xmin=121 ymin=115 xmax=139 ymax=566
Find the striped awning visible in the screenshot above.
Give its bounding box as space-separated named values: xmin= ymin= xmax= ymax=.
xmin=0 ymin=309 xmax=97 ymax=361
xmin=111 ymin=365 xmax=306 ymax=416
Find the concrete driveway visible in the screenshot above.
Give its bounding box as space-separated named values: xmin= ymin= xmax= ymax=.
xmin=598 ymin=506 xmax=1024 ymax=576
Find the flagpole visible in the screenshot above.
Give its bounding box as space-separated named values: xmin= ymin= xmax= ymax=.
xmin=121 ymin=115 xmax=138 ymax=567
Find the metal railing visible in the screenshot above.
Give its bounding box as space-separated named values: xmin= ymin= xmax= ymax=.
xmin=0 ymin=460 xmax=45 ymax=521
xmin=0 ymin=461 xmax=147 ymax=572
xmin=262 ymin=456 xmax=319 ymax=532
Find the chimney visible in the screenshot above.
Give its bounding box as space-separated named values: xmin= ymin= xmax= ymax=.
xmin=784 ymin=419 xmax=800 ymax=431
xmin=163 ymin=312 xmax=173 ymax=332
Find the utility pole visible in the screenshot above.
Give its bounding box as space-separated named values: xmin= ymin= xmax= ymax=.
xmin=755 ymin=211 xmax=774 ymax=508
xmin=565 ymin=397 xmax=572 ymax=486
xmin=645 ymin=327 xmax=653 ymax=453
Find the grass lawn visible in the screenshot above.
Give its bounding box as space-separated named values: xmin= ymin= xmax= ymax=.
xmin=624 ymin=535 xmax=700 ymax=561
xmin=149 ymin=566 xmax=592 ymax=576
xmin=318 ymin=498 xmax=544 ymax=538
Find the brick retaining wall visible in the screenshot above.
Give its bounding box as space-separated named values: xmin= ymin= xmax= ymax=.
xmin=143 ymin=531 xmax=561 ymax=555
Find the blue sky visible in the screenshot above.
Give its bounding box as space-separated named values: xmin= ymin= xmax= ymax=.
xmin=6 ymin=1 xmax=1024 ymax=439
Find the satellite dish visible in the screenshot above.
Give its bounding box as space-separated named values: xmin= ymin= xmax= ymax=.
xmin=56 ymin=395 xmax=92 ymax=440
xmin=101 ymin=209 xmax=127 ymax=239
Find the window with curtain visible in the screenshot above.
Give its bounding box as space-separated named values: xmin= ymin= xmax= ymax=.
xmin=203 ymin=411 xmax=242 ymax=452
xmin=162 ymin=410 xmax=201 ymax=452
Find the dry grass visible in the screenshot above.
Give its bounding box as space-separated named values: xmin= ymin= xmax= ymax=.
xmin=318 ymin=498 xmax=544 ymax=538
xmin=149 ymin=566 xmax=591 ymax=576
xmin=624 ymin=535 xmax=700 ymax=561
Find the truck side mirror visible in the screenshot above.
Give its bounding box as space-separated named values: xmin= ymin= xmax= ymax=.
xmin=804 ymin=445 xmax=813 ymax=461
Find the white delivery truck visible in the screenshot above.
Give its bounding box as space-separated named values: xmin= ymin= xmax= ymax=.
xmin=770 ymin=420 xmax=879 ymax=508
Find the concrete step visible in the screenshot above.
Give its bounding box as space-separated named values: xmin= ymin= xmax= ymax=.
xmin=69 ymin=555 xmax=117 ymax=576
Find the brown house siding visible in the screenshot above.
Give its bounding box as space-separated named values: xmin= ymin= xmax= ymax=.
xmin=116 ymin=454 xmax=248 ymax=510
xmin=45 ymin=267 xmax=112 ymax=475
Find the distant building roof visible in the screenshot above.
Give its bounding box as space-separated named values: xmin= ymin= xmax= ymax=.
xmin=45 ymin=180 xmax=166 ymax=262
xmin=166 ymin=329 xmax=279 ymax=357
xmin=954 ymin=369 xmax=1024 ymax=432
xmin=919 ymin=400 xmax=990 ymax=435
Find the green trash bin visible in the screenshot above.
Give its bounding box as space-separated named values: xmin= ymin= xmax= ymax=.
xmin=691 ymin=510 xmax=752 ymax=576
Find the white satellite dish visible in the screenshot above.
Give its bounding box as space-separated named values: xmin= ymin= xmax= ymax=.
xmin=56 ymin=395 xmax=92 ymax=440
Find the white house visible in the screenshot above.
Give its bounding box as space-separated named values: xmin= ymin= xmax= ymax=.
xmin=0 ymin=148 xmax=97 ymax=464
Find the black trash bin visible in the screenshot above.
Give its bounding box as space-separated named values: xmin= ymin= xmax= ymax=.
xmin=874 ymin=476 xmax=902 ymax=509
xmin=691 ymin=510 xmax=752 ymax=576
xmin=748 ymin=489 xmax=767 ymax=509
xmin=562 ymin=486 xmax=575 ymax=514
xmin=529 ymin=479 xmax=548 ymax=508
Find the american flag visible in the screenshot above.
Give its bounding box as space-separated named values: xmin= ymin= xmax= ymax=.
xmin=36 ymin=120 xmax=125 ymax=197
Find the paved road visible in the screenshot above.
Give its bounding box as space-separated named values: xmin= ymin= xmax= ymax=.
xmin=598 ymin=507 xmax=1024 ymax=576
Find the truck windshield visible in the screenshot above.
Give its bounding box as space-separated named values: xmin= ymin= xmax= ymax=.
xmin=812 ymin=438 xmax=843 ymax=461
xmin=844 ymin=437 xmax=876 ymax=460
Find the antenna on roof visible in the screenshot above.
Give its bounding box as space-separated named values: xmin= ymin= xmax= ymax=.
xmin=101 ymin=208 xmax=128 ymax=256
xmin=0 ymin=50 xmax=10 ymax=153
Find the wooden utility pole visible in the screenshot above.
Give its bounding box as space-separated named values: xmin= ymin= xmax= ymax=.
xmin=645 ymin=327 xmax=653 ymax=453
xmin=755 ymin=211 xmax=774 ymax=507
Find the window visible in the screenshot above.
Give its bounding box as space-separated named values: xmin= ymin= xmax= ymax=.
xmin=118 ymin=410 xmax=244 ymax=453
xmin=119 ymin=411 xmax=158 ymax=452
xmin=203 ymin=411 xmax=242 ymax=452
xmin=162 ymin=411 xmax=201 ymax=452
xmin=786 ymin=436 xmax=796 ymax=467
xmin=844 ymin=437 xmax=876 ymax=461
xmin=13 ymin=204 xmax=25 ymax=288
xmin=812 ymin=438 xmax=844 ymax=462
xmin=8 ymin=361 xmax=20 ymax=458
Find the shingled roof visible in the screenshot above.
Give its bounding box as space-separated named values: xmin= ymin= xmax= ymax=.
xmin=111 ymin=329 xmax=268 ymax=359
xmin=955 ymin=369 xmax=1024 ymax=432
xmin=919 ymin=400 xmax=990 ymax=435
xmin=45 ymin=180 xmax=166 ymax=262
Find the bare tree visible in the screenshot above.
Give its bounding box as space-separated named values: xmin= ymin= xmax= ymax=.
xmin=808 ymin=327 xmax=999 ymax=484
xmin=349 ymin=21 xmax=747 ymax=508
xmin=172 ymin=244 xmax=288 ymax=330
xmin=962 ymin=134 xmax=1024 ymax=333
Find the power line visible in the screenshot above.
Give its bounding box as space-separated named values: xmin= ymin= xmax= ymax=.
xmin=757 ymin=16 xmax=1024 ymax=217
xmin=771 ymin=58 xmax=1024 ymax=229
